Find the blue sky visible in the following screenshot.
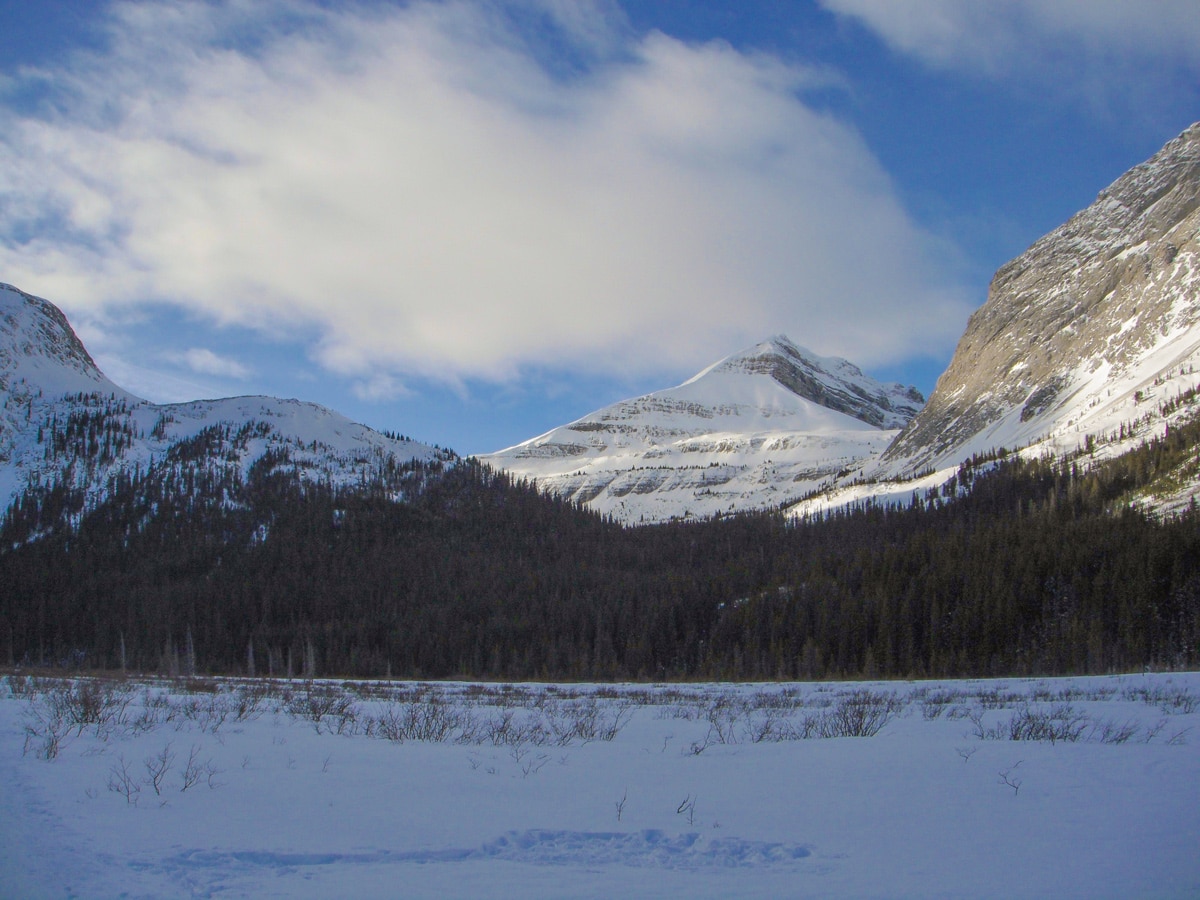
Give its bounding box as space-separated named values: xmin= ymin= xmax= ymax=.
xmin=2 ymin=0 xmax=1198 ymax=455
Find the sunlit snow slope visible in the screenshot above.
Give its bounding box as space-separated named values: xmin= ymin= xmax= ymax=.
xmin=0 ymin=283 xmax=451 ymax=516
xmin=482 ymin=337 xmax=923 ymax=523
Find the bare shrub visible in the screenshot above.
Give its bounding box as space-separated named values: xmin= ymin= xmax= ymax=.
xmin=180 ymin=744 xmax=219 ymax=791
xmin=6 ymin=675 xmax=37 ymax=698
xmin=144 ymin=743 xmax=175 ymax=795
xmin=969 ymin=703 xmax=1123 ymax=744
xmin=520 ymin=751 xmax=549 ymax=777
xmin=544 ymin=698 xmax=634 ymax=745
xmin=52 ymin=679 xmax=135 ymax=737
xmin=1124 ymin=684 xmax=1199 ymax=715
xmin=966 ymin=707 xmax=989 ymax=739
xmin=977 ymin=688 xmax=1023 ymax=710
xmin=1054 ymin=686 xmax=1116 ymax=703
xmin=920 ymin=688 xmax=965 ymax=721
xmin=1003 ymin=704 xmax=1090 ymax=744
xmin=180 ymin=744 xmax=205 ymax=791
xmin=746 ymin=689 xmax=905 ymax=741
xmin=285 ymin=683 xmax=359 ymax=735
xmin=744 ymin=709 xmax=790 ymax=743
xmin=998 ymin=761 xmax=1023 ymax=796
xmin=1140 ymin=718 xmax=1168 ymax=743
xmin=373 ymin=700 xmax=472 ymax=743
xmin=819 ymin=690 xmax=904 ymax=738
xmin=230 ymin=682 xmax=273 ymax=721
xmin=179 ymin=692 xmax=232 ymax=734
xmin=1166 ymin=727 xmax=1191 ymax=746
xmin=140 ymin=688 xmax=179 ymax=723
xmin=676 ymin=794 xmax=698 ymax=827
xmin=482 ymin=709 xmax=547 ymax=747
xmin=704 ymin=701 xmax=743 ymax=745
xmin=22 ymin=678 xmax=137 ymax=757
xmin=107 ymin=755 xmax=141 ymax=806
xmin=1088 ymin=719 xmax=1139 ymax=745
xmin=22 ymin=713 xmax=67 ymax=760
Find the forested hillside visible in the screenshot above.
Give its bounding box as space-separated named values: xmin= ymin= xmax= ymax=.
xmin=3 ymin=418 xmax=1199 ymax=681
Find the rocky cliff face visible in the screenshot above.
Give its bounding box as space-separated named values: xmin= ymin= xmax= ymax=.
xmin=482 ymin=336 xmax=922 ymax=523
xmin=880 ymin=122 xmax=1200 ymax=477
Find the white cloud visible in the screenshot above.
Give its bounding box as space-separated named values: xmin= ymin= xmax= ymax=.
xmin=819 ymin=0 xmax=1200 ymax=82
xmin=91 ymin=353 xmax=223 ymax=404
xmin=0 ymin=0 xmax=971 ymax=387
xmin=174 ymin=347 xmax=253 ymax=380
xmin=351 ymin=373 xmax=413 ymax=403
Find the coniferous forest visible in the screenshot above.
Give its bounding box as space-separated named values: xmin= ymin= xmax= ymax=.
xmin=2 ymin=418 xmax=1199 ymax=682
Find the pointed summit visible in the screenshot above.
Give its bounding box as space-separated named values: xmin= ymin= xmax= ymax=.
xmin=483 ymin=335 xmax=922 ymax=523
xmin=703 ymin=335 xmax=923 ymax=429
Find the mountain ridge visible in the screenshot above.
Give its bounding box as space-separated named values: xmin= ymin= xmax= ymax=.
xmin=0 ymin=283 xmax=452 ymax=522
xmin=5 ymin=124 xmax=1200 ymax=527
xmin=692 ymin=336 xmax=924 ymax=429
xmin=482 ymin=335 xmax=923 ymax=522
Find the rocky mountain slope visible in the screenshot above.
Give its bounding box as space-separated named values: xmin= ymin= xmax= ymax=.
xmin=793 ymin=122 xmax=1200 ymax=517
xmin=885 ymin=123 xmax=1200 ymax=473
xmin=0 ymin=282 xmax=452 ymax=524
xmin=481 ymin=337 xmax=923 ymax=523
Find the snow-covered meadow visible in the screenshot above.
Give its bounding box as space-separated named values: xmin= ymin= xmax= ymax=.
xmin=2 ymin=672 xmax=1198 ymax=898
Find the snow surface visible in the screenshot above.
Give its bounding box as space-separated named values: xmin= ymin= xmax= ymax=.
xmin=2 ymin=672 xmax=1198 ymax=898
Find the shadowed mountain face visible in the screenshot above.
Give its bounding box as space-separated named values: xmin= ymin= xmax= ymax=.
xmin=703 ymin=337 xmax=923 ymax=429
xmin=882 ymin=122 xmax=1200 ymax=477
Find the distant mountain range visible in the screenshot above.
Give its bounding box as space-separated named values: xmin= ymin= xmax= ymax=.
xmin=0 ymin=282 xmax=453 ymax=523
xmin=4 ymin=127 xmax=1200 ymax=683
xmin=489 ymin=121 xmax=1200 ymax=522
xmin=2 ymin=122 xmax=1199 ymax=529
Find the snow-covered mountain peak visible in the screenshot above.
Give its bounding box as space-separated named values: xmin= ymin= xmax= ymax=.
xmin=697 ymin=335 xmax=923 ymax=430
xmin=0 ymin=283 xmax=453 ymax=520
xmin=482 ymin=335 xmax=923 ymax=523
xmin=0 ymin=283 xmax=121 ymax=399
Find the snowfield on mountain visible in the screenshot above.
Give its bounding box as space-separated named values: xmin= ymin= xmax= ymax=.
xmin=482 ymin=337 xmax=923 ymax=523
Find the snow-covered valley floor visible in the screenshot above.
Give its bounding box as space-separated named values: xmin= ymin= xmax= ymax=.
xmin=2 ymin=672 xmax=1198 ymax=898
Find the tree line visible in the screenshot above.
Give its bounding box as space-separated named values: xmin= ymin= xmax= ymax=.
xmin=2 ymin=419 xmax=1198 ymax=681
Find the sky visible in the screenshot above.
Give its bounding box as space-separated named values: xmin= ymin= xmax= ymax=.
xmin=1 ymin=1 xmax=1198 ymax=455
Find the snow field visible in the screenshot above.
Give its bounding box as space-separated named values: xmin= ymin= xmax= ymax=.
xmin=2 ymin=673 xmax=1198 ymax=898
